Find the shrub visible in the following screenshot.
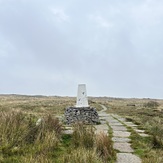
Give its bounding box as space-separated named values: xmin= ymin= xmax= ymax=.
xmin=61 ymin=148 xmax=103 ymax=163
xmin=0 ymin=111 xmax=30 ymax=154
xmin=143 ymin=149 xmax=163 ymax=163
xmin=72 ymin=122 xmax=95 ymax=149
xmin=0 ymin=111 xmax=62 ymax=161
xmin=44 ymin=115 xmax=62 ymax=137
xmin=31 ymin=115 xmax=62 ymax=142
xmin=71 ymin=123 xmax=116 ymax=162
xmin=149 ymin=124 xmax=163 ymax=148
xmin=144 ymin=101 xmax=160 ymax=109
xmin=95 ymin=132 xmax=116 ymax=162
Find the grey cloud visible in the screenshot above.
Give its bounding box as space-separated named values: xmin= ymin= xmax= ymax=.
xmin=0 ymin=0 xmax=163 ymax=98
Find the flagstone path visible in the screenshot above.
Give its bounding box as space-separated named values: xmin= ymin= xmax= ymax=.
xmin=97 ymin=105 xmax=149 ymax=163
xmin=63 ymin=105 xmax=149 ymax=163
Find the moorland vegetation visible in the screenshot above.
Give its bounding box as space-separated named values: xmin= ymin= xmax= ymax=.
xmin=0 ymin=95 xmax=162 ymax=162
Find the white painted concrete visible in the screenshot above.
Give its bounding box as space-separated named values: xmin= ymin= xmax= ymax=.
xmin=75 ymin=84 xmax=89 ymax=107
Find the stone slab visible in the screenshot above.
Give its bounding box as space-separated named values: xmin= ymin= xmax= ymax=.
xmin=111 ymin=126 xmax=127 ymax=131
xmin=64 ymin=127 xmax=73 ymax=131
xmin=124 ymin=122 xmax=138 ymax=127
xmin=104 ymin=116 xmax=115 ymax=120
xmin=131 ymin=126 xmax=138 ymax=130
xmin=114 ymin=142 xmax=134 ymax=153
xmin=112 ymin=137 xmax=131 ymax=143
xmin=116 ymin=153 xmax=141 ymax=163
xmin=99 ymin=120 xmax=107 ymax=124
xmin=106 ymin=119 xmax=119 ymax=123
xmin=135 ymin=129 xmax=145 ymax=133
xmin=139 ymin=133 xmax=149 ymax=137
xmin=117 ymin=118 xmax=126 ymax=122
xmin=94 ymin=124 xmax=109 ymax=131
xmin=113 ymin=131 xmax=130 ymax=137
xmin=109 ymin=122 xmax=124 ymax=126
xmin=98 ymin=113 xmax=110 ymax=117
xmin=111 ymin=115 xmax=126 ymax=122
xmin=94 ymin=124 xmax=109 ymax=136
xmin=63 ymin=130 xmax=73 ymax=134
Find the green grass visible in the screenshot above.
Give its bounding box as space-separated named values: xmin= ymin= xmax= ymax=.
xmin=0 ymin=110 xmax=62 ymax=162
xmin=129 ymin=130 xmax=163 ymax=163
xmin=61 ymin=122 xmax=116 ymax=163
xmin=0 ymin=95 xmax=116 ymax=162
xmin=1 ymin=95 xmax=163 ymax=162
xmin=105 ymin=98 xmax=163 ymax=163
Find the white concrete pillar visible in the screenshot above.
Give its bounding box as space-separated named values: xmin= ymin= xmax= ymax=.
xmin=76 ymin=84 xmax=89 ymax=107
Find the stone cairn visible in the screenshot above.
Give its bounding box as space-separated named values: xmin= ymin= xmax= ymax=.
xmin=65 ymin=84 xmax=99 ymax=124
xmin=65 ymin=107 xmax=99 ymax=124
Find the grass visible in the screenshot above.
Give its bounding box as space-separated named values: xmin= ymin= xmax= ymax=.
xmin=129 ymin=129 xmax=163 ymax=163
xmin=0 ymin=95 xmax=163 ymax=162
xmin=0 ymin=95 xmax=115 ymax=162
xmin=63 ymin=122 xmax=115 ymax=163
xmin=61 ymin=147 xmax=103 ymax=163
xmin=104 ymin=98 xmax=163 ymax=163
xmin=96 ymin=132 xmax=116 ymax=162
xmin=0 ymin=110 xmax=62 ymax=162
xmin=72 ymin=122 xmax=95 ymax=149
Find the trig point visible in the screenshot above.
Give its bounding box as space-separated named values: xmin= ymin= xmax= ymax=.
xmin=76 ymin=84 xmax=89 ymax=108
xmin=65 ymin=84 xmax=99 ymax=124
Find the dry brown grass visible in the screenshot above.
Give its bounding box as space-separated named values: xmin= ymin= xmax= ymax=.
xmin=96 ymin=132 xmax=116 ymax=162
xmin=0 ymin=95 xmax=75 ymax=116
xmin=72 ymin=122 xmax=95 ymax=149
xmin=102 ymin=97 xmax=163 ymax=163
xmin=0 ymin=110 xmax=62 ymax=162
xmin=71 ymin=123 xmax=116 ymax=162
xmin=0 ymin=95 xmax=113 ymax=162
xmin=1 ymin=95 xmax=163 ymax=162
xmin=61 ymin=147 xmax=103 ymax=163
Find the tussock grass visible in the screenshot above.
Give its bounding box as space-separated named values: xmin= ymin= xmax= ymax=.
xmin=61 ymin=148 xmax=103 ymax=163
xmin=142 ymin=149 xmax=163 ymax=163
xmin=70 ymin=123 xmax=116 ymax=162
xmin=0 ymin=95 xmax=116 ymax=162
xmin=0 ymin=110 xmax=62 ymax=162
xmin=72 ymin=122 xmax=95 ymax=149
xmin=96 ymin=132 xmax=116 ymax=162
xmin=105 ymin=98 xmax=163 ymax=163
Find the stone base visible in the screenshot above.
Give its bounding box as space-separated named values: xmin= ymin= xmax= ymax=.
xmin=65 ymin=107 xmax=99 ymax=124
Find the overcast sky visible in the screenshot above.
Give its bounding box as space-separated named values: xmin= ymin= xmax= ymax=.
xmin=0 ymin=0 xmax=163 ymax=98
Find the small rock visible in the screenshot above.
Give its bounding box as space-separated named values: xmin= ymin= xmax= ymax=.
xmin=36 ymin=118 xmax=42 ymax=126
